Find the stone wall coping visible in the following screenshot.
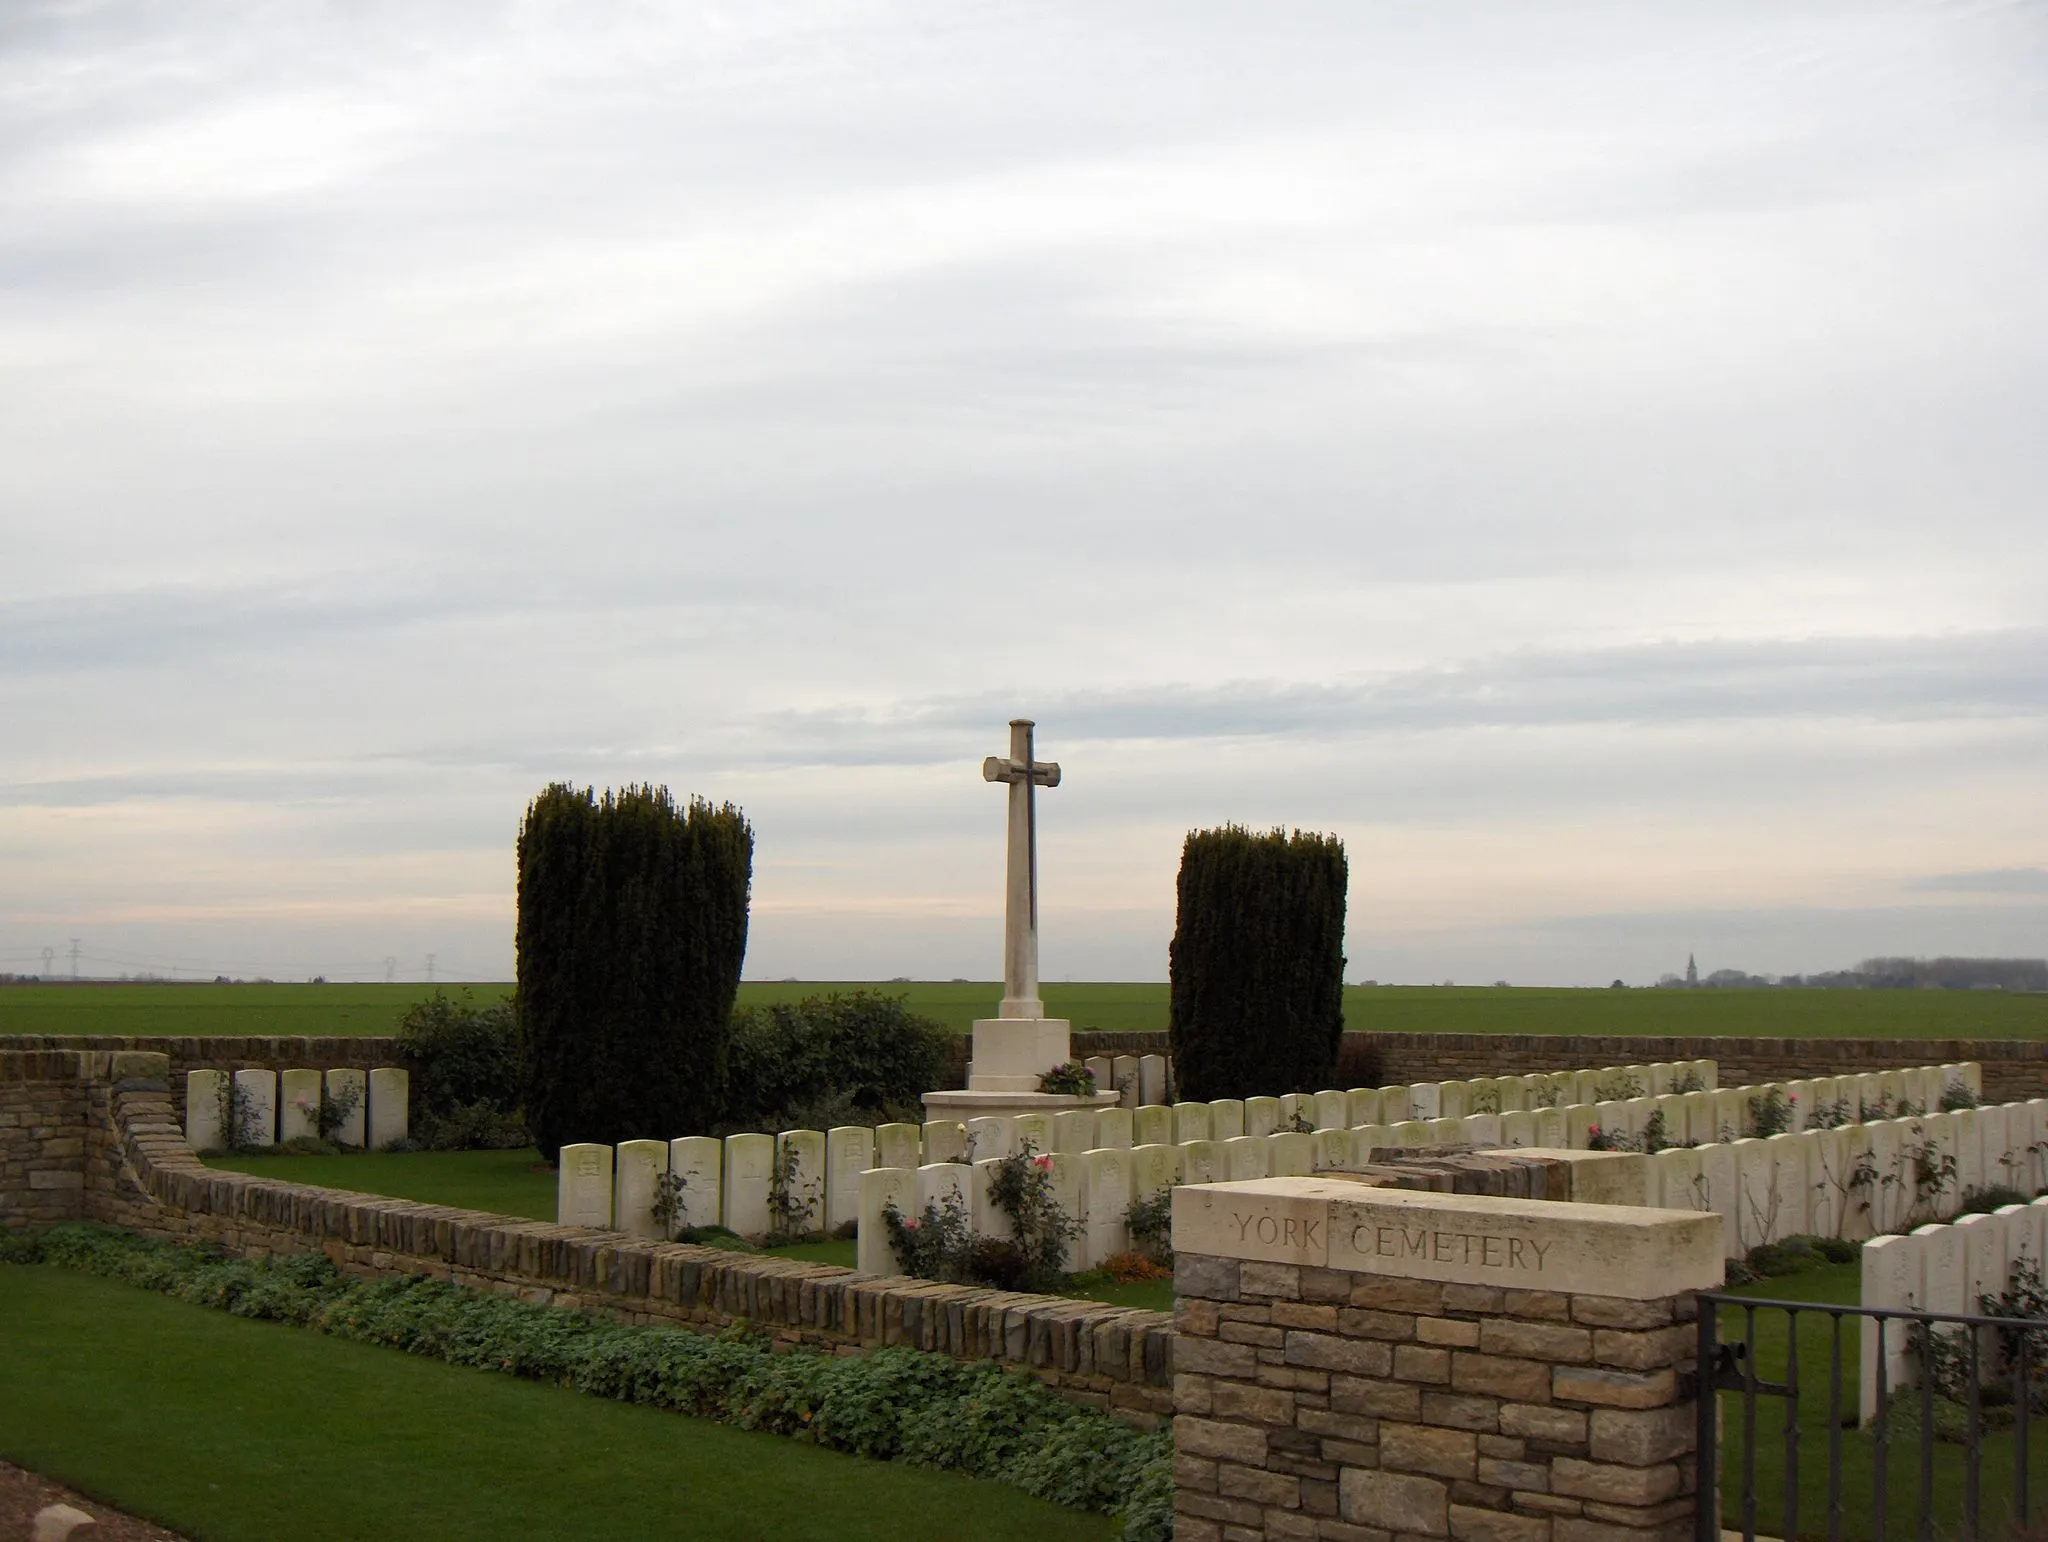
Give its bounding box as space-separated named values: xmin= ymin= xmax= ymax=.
xmin=1174 ymin=1176 xmax=1725 ymax=1297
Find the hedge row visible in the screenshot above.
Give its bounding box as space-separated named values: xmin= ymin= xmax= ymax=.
xmin=2 ymin=1225 xmax=1171 ymax=1540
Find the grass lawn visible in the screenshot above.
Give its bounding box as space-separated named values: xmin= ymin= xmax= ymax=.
xmin=1721 ymin=1261 xmax=2048 ymax=1539
xmin=7 ymin=979 xmax=2047 ymax=1040
xmin=0 ymin=1265 xmax=1116 ymax=1542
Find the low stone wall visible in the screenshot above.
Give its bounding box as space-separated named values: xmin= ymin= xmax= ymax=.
xmin=1 ymin=1049 xmax=1171 ymax=1424
xmin=0 ymin=1036 xmax=404 ymax=1124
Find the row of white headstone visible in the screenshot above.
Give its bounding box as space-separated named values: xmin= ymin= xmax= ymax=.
xmin=183 ymin=1067 xmax=410 ymax=1152
xmin=563 ymin=1060 xmax=1979 ymax=1276
xmin=551 ymin=1054 xmax=1719 ymax=1242
xmin=1652 ymin=1093 xmax=2041 ymax=1260
xmin=1861 ymin=1194 xmax=2048 ymax=1427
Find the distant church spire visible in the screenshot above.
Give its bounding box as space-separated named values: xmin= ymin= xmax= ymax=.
xmin=1686 ymin=953 xmax=1699 ymax=987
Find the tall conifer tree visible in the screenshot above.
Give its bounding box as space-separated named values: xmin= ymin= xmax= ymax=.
xmin=517 ymin=783 xmax=753 ymax=1159
xmin=1168 ymin=825 xmax=1347 ymax=1100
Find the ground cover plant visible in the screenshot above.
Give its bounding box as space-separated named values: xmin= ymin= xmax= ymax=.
xmin=10 ymin=979 xmax=2048 ymax=1039
xmin=3 ymin=1225 xmax=1170 ymax=1540
xmin=0 ymin=1250 xmax=1119 ymax=1542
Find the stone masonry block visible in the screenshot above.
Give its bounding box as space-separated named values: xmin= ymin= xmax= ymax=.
xmin=1500 ymin=1404 xmax=1587 ymax=1443
xmin=1587 ymin=1406 xmax=1695 ymax=1466
xmin=1549 ymin=1459 xmax=1681 ymax=1507
xmin=1479 ymin=1458 xmax=1549 ymax=1492
xmin=1275 ymin=1302 xmax=1341 ymax=1331
xmin=1380 ymin=1423 xmax=1478 ymax=1479
xmin=1450 ymin=1503 xmax=1553 ymax=1542
xmin=1479 ymin=1321 xmax=1592 ymax=1363
xmin=1333 ymin=1376 xmax=1423 ymax=1420
xmin=1569 ymin=1296 xmax=1676 ymax=1330
xmin=1177 ymin=1373 xmax=1216 ymax=1415
xmin=1241 ymin=1261 xmax=1304 ymax=1299
xmin=1342 ymin=1469 xmax=1449 ymax=1536
xmin=1553 ymin=1514 xmax=1691 ymax=1542
xmin=1452 ymin=1354 xmax=1552 ymax=1403
xmin=1179 ymin=1297 xmax=1223 ymax=1335
xmin=1343 ymin=1308 xmax=1421 ymax=1340
xmin=1442 ymin=1284 xmax=1503 ymax=1315
xmin=1290 ymin=1332 xmax=1395 ymax=1376
xmin=1214 ymin=1381 xmax=1298 ymax=1426
xmin=1395 ymin=1345 xmax=1453 ymax=1383
xmin=1355 ymin=1278 xmax=1446 ymax=1314
xmin=1299 ymin=1408 xmax=1382 ymax=1444
xmin=1420 ymin=1393 xmax=1499 ymax=1432
xmin=1503 ymin=1291 xmax=1571 ymax=1322
xmin=1551 ymin=1367 xmax=1677 ymax=1410
xmin=1419 ymin=1317 xmax=1482 ymax=1348
xmin=1590 ymin=1327 xmax=1691 ymax=1371
xmin=1179 ymin=1337 xmax=1262 ymax=1378
xmin=1220 ymin=1460 xmax=1304 ymax=1508
xmin=1178 ymin=1415 xmax=1272 ymax=1464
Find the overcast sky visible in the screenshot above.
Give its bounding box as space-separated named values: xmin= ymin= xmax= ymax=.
xmin=2 ymin=1 xmax=2044 ymax=988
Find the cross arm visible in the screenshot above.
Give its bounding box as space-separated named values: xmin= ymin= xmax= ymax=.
xmin=983 ymin=757 xmax=1062 ymax=787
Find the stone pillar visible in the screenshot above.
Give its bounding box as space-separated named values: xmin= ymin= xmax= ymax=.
xmin=1171 ymin=1177 xmax=1722 ymax=1542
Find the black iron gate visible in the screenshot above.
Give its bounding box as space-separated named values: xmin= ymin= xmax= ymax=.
xmin=1698 ymin=1291 xmax=2048 ymax=1542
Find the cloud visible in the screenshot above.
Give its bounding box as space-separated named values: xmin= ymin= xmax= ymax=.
xmin=1908 ymin=868 xmax=2048 ymax=895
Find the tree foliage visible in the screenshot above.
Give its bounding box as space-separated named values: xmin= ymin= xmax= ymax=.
xmin=1167 ymin=825 xmax=1347 ymax=1100
xmin=517 ymin=783 xmax=753 ymax=1160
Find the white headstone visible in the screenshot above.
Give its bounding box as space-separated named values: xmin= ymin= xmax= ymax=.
xmin=1349 ymin=1126 xmax=1393 ymax=1165
xmin=1980 ymin=1105 xmax=2016 ymax=1191
xmin=1952 ymin=1108 xmax=1984 ymax=1198
xmin=1499 ymin=1111 xmax=1537 ymax=1148
xmin=1377 ymin=1086 xmax=1412 ymax=1123
xmin=1052 ymin=1108 xmax=1099 ymax=1154
xmin=557 ymin=1143 xmax=614 ymax=1228
xmin=1916 ymin=1220 xmax=1968 ymax=1316
xmin=1653 ymin=1148 xmax=1705 ymax=1213
xmin=1313 ymin=1090 xmax=1348 ymax=1131
xmin=366 ymin=1067 xmax=408 ymax=1150
xmin=1014 ymin=1111 xmax=1054 ymax=1155
xmin=1497 ymin=1077 xmax=1530 ymax=1114
xmin=1461 ymin=1114 xmax=1502 ymax=1149
xmin=822 ymin=1127 xmax=874 ymax=1232
xmin=1043 ymin=1151 xmax=1086 ymax=1266
xmin=1766 ymin=1133 xmax=1810 ymax=1240
xmin=1112 ymin=1055 xmax=1140 ymax=1107
xmin=857 ymin=1165 xmax=917 ymax=1275
xmin=1679 ymin=1092 xmax=1714 ymax=1147
xmin=922 ymin=1119 xmax=968 ymax=1165
xmin=1864 ymin=1121 xmax=1906 ymax=1236
xmin=1131 ymin=1142 xmax=1181 ymax=1204
xmin=1696 ymin=1143 xmax=1741 ymax=1258
xmin=1560 ymin=1104 xmax=1598 ymax=1151
xmin=1269 ymin=1131 xmax=1315 ymax=1177
xmin=1427 ymin=1117 xmax=1463 ymax=1146
xmin=614 ymin=1139 xmax=670 ymax=1240
xmin=1438 ymin=1080 xmax=1471 ymax=1119
xmin=1093 ymin=1107 xmax=1134 ymax=1150
xmin=1086 ymin=1147 xmax=1135 ymax=1262
xmin=324 ymin=1068 xmax=366 ymax=1148
xmin=1173 ymin=1102 xmax=1212 ymax=1145
xmin=875 ymin=1121 xmax=921 ymax=1171
xmin=1346 ymin=1088 xmax=1381 ymax=1128
xmin=1133 ymin=1105 xmax=1172 ymax=1147
xmin=1223 ymin=1135 xmax=1271 ymax=1181
xmin=1709 ymin=1089 xmax=1744 ymax=1143
xmin=1244 ymin=1097 xmax=1281 ymax=1139
xmin=917 ymin=1160 xmax=970 ymax=1232
xmin=1838 ymin=1125 xmax=1878 ymax=1240
xmin=1137 ymin=1054 xmax=1168 ymax=1106
xmin=1208 ymin=1100 xmax=1246 ymax=1141
xmin=1277 ymin=1093 xmax=1313 ymax=1131
xmin=185 ymin=1069 xmax=224 ymax=1151
xmin=669 ymin=1135 xmax=723 ymax=1230
xmin=234 ymin=1068 xmax=278 ymax=1148
xmin=964 ymin=1115 xmax=1015 ymax=1162
xmin=278 ymin=1068 xmax=321 ymax=1143
xmin=776 ymin=1129 xmax=827 ymax=1239
xmin=1732 ymin=1138 xmax=1777 ymax=1250
xmin=1312 ymin=1128 xmax=1349 ymax=1170
xmin=1594 ymin=1101 xmax=1630 ymax=1147
xmin=1649 ymin=1063 xmax=1676 ymax=1095
xmin=1181 ymin=1139 xmax=1221 ymax=1185
xmin=1390 ymin=1119 xmax=1433 ymax=1147
xmin=1085 ymin=1055 xmax=1115 ymax=1092
xmin=723 ymin=1132 xmax=774 ymax=1240
xmin=1408 ymin=1084 xmax=1442 ymax=1120
xmin=1534 ymin=1107 xmax=1568 ymax=1149
xmin=1859 ymin=1232 xmax=1923 ymax=1425
xmin=969 ymin=1155 xmax=1013 ymax=1240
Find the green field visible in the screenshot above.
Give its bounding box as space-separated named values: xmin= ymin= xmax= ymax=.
xmin=0 ymin=1265 xmax=1113 ymax=1542
xmin=5 ymin=979 xmax=2046 ymax=1040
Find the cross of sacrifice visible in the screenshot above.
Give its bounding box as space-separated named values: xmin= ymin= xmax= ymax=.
xmin=983 ymin=718 xmax=1061 ymax=1020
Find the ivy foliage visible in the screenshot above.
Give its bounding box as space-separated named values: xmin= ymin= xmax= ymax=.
xmin=5 ymin=1224 xmax=1171 ymax=1541
xmin=395 ymin=990 xmax=526 ymax=1150
xmin=1168 ymin=824 xmax=1348 ymax=1100
xmin=517 ymin=783 xmax=754 ymax=1160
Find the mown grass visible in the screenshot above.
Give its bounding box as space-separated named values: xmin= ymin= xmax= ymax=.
xmin=0 ymin=1264 xmax=1116 ymax=1542
xmin=1720 ymin=1262 xmax=2048 ymax=1540
xmin=7 ymin=980 xmax=2046 ymax=1039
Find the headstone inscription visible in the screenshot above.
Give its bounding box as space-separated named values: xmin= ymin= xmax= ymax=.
xmin=234 ymin=1068 xmax=277 ymax=1147
xmin=366 ymin=1067 xmax=408 ymax=1149
xmin=278 ymin=1068 xmax=321 ymax=1143
xmin=185 ymin=1070 xmax=224 ymax=1150
xmin=324 ymin=1068 xmax=367 ymax=1147
xmin=614 ymin=1139 xmax=669 ymax=1240
xmin=556 ymin=1143 xmax=613 ymax=1228
xmin=669 ymin=1136 xmax=723 ymax=1230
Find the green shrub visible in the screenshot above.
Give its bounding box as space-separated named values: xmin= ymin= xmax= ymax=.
xmin=1167 ymin=825 xmax=1347 ymax=1100
xmin=395 ymin=990 xmax=527 ymax=1150
xmin=719 ymin=991 xmax=948 ymax=1134
xmin=517 ymin=784 xmax=754 ymax=1160
xmin=8 ymin=1223 xmax=1169 ymax=1540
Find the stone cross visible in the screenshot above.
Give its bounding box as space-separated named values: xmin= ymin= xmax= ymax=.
xmin=983 ymin=717 xmax=1060 ymax=1019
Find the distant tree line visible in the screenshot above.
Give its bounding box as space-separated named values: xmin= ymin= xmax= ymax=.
xmin=1657 ymin=956 xmax=2048 ymax=992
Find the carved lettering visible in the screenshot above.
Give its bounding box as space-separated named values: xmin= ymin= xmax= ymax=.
xmin=1343 ymin=1221 xmax=1552 ymax=1277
